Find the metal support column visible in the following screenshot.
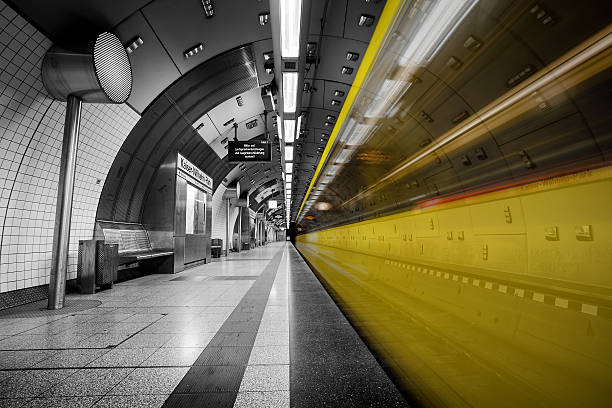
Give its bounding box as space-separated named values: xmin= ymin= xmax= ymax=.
xmin=48 ymin=95 xmax=82 ymax=310
xmin=237 ymin=209 xmax=242 ymax=253
xmin=225 ymin=199 xmax=230 ymax=256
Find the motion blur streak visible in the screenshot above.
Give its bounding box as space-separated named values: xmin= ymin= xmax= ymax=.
xmin=341 ymin=25 xmax=612 ymax=208
xmin=295 ymin=0 xmax=612 ymax=406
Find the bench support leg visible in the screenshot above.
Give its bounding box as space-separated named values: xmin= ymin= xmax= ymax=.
xmin=48 ymin=95 xmax=82 ymax=310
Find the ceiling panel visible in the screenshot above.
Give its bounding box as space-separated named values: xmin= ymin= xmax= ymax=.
xmin=6 ymin=0 xmax=150 ymax=50
xmin=207 ymin=87 xmax=265 ymax=131
xmin=323 ymin=81 xmax=351 ymax=113
xmin=308 ymin=0 xmax=347 ymax=37
xmin=306 ymin=36 xmax=367 ymax=83
xmin=343 ymin=0 xmax=386 ymax=43
xmin=194 ymin=114 xmax=219 ymax=145
xmin=142 ymin=0 xmax=271 ymax=74
xmin=114 ymin=11 xmax=181 ymax=113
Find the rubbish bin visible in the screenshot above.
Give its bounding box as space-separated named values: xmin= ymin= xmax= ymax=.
xmin=96 ymin=241 xmax=118 ymax=288
xmin=211 ymin=238 xmax=222 ymax=258
xmin=77 ymin=240 xmax=117 ymax=294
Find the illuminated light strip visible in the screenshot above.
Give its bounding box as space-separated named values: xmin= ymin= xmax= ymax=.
xmin=297 ymin=0 xmax=404 ymax=218
xmin=341 ymin=26 xmax=612 ymax=207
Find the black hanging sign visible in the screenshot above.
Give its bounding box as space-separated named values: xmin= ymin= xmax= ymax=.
xmin=228 ymin=140 xmax=272 ymax=162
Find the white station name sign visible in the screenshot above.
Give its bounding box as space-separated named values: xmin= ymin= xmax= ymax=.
xmin=178 ymin=153 xmax=213 ymax=191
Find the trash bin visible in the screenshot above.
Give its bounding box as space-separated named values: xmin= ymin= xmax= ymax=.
xmin=211 ymin=238 xmax=222 ymax=258
xmin=77 ymin=240 xmax=117 ymax=294
xmin=96 ymin=241 xmax=118 ymax=288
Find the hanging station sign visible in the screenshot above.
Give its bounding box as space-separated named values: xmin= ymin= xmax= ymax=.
xmin=228 ymin=140 xmax=272 ymax=162
xmin=177 ymin=153 xmax=213 ymax=192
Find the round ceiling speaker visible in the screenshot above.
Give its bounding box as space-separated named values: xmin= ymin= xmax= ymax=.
xmin=42 ymin=32 xmax=132 ymax=103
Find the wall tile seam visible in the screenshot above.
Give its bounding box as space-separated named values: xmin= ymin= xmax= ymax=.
xmin=0 ymin=98 xmax=53 ymax=266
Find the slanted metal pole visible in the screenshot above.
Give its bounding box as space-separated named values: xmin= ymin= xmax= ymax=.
xmin=48 ymin=95 xmax=82 ymax=310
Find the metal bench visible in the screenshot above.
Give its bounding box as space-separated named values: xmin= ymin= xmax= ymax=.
xmin=97 ymin=222 xmax=172 ymax=268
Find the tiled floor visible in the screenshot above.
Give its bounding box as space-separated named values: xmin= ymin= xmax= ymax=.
xmin=0 ymin=243 xmax=407 ymax=407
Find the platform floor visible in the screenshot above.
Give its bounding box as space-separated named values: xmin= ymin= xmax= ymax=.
xmin=0 ymin=243 xmax=407 ymax=407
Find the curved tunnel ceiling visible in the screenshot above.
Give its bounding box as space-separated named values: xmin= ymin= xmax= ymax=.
xmin=9 ymin=0 xmax=392 ymax=226
xmin=96 ymin=45 xmax=287 ymax=222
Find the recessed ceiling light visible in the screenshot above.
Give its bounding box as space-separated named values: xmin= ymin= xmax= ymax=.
xmin=358 ymin=14 xmax=374 ymax=27
xmin=341 ymin=66 xmax=353 ymax=75
xmin=331 ymin=99 xmax=341 ymax=106
xmin=259 ymin=12 xmax=270 ymax=26
xmin=201 ymin=0 xmax=214 ymax=18
xmin=333 ymin=90 xmax=345 ymax=97
xmin=125 ymin=36 xmax=143 ymax=54
xmin=346 ymin=51 xmax=359 ymax=61
xmin=184 ymin=43 xmax=204 ymax=59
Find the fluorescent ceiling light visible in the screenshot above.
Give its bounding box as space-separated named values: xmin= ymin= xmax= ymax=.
xmin=285 ymin=163 xmax=292 ymax=173
xmin=280 ymin=0 xmax=302 ymax=58
xmin=277 ymin=115 xmax=283 ymax=140
xmin=286 ymin=174 xmax=292 ymax=183
xmin=285 ymin=145 xmax=294 ymax=161
xmin=268 ymin=200 xmax=277 ymax=209
xmin=296 ymin=114 xmax=302 ymax=137
xmin=283 ymin=119 xmax=296 ymax=143
xmin=283 ymin=72 xmax=298 ymax=113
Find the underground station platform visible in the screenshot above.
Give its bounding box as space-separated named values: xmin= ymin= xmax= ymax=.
xmin=1 ymin=0 xmax=611 ymax=407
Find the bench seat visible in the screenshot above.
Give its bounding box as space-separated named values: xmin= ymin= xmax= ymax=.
xmin=98 ymin=222 xmax=173 ymax=268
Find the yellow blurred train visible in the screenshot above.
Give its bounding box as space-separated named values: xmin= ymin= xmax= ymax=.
xmin=294 ymin=0 xmax=612 ymax=406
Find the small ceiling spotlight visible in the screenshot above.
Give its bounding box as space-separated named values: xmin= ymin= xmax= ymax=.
xmin=334 ymin=90 xmax=345 ymax=97
xmin=306 ymin=42 xmax=317 ymax=63
xmin=125 ymin=36 xmax=143 ymax=54
xmin=331 ymin=99 xmax=341 ymax=106
xmin=358 ymin=14 xmax=375 ymax=27
xmin=341 ymin=66 xmax=353 ymax=75
xmin=259 ymin=12 xmax=270 ymax=25
xmin=346 ymin=51 xmax=359 ymax=61
xmin=184 ymin=43 xmax=204 ymax=59
xmin=201 ymin=0 xmax=214 ymax=18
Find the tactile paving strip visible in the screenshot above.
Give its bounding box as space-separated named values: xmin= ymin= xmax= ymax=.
xmin=162 ymin=248 xmax=285 ymax=408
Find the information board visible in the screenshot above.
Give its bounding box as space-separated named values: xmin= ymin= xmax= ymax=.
xmin=228 ymin=140 xmax=271 ymax=162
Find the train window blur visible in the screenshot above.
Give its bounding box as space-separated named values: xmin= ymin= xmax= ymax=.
xmin=185 ymin=183 xmax=206 ymax=235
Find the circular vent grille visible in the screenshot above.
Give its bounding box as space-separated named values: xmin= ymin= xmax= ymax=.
xmin=93 ymin=32 xmax=132 ymax=103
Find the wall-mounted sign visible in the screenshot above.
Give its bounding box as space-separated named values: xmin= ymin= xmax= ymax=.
xmin=177 ymin=153 xmax=213 ymax=191
xmin=228 ymin=140 xmax=271 ymax=162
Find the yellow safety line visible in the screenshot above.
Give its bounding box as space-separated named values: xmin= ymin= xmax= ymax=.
xmin=297 ymin=0 xmax=405 ymax=219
